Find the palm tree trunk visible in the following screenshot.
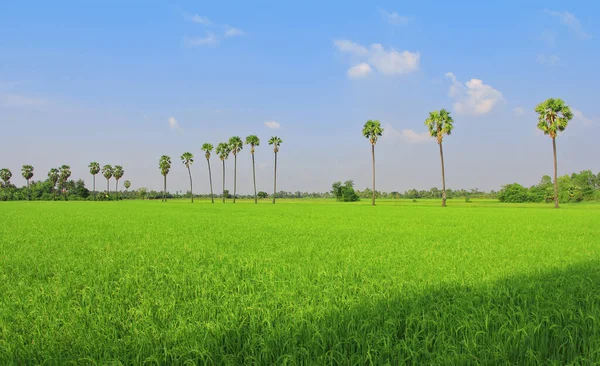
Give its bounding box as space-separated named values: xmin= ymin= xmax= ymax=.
xmin=552 ymin=137 xmax=559 ymax=209
xmin=207 ymin=159 xmax=214 ymax=203
xmin=233 ymin=154 xmax=237 ymax=203
xmin=27 ymin=180 xmax=30 ymax=201
xmin=107 ymin=179 xmax=110 ymax=200
xmin=222 ymin=160 xmax=226 ymax=203
xmin=187 ymin=165 xmax=193 ymax=203
xmin=163 ymin=175 xmax=167 ymax=202
xmin=273 ymin=152 xmax=277 ymax=204
xmin=439 ymin=141 xmax=447 ymax=207
xmin=252 ymin=152 xmax=257 ymax=204
xmin=371 ymin=144 xmax=375 ymax=206
xmin=93 ymin=175 xmax=96 ymax=201
xmin=115 ymin=179 xmax=119 ymax=201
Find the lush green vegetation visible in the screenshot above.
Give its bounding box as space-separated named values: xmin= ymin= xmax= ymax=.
xmin=1 ymin=200 xmax=599 ymax=364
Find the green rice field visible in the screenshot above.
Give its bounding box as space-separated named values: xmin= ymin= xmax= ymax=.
xmin=1 ymin=200 xmax=599 ymax=364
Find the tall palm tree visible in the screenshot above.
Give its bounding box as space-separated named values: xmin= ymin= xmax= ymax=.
xmin=124 ymin=180 xmax=131 ymax=192
xmin=0 ymin=169 xmax=12 ymax=193
xmin=102 ymin=165 xmax=113 ymax=199
xmin=535 ymin=98 xmax=573 ymax=208
xmin=216 ymin=142 xmax=231 ymax=203
xmin=229 ymin=136 xmax=243 ymax=203
xmin=268 ymin=136 xmax=283 ymax=204
xmin=48 ymin=168 xmax=59 ymax=200
xmin=245 ymin=135 xmax=260 ymax=204
xmin=58 ymin=165 xmax=71 ymax=201
xmin=202 ymin=143 xmax=215 ymax=203
xmin=425 ymin=109 xmax=454 ymax=207
xmin=181 ymin=152 xmax=194 ymax=203
xmin=113 ymin=165 xmax=124 ymax=200
xmin=89 ymin=162 xmax=100 ymax=200
xmin=362 ymin=120 xmax=383 ymax=206
xmin=159 ymin=155 xmax=171 ymax=202
xmin=21 ymin=165 xmax=34 ymax=201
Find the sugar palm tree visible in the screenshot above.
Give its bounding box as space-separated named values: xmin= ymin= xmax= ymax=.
xmin=89 ymin=162 xmax=100 ymax=200
xmin=535 ymin=98 xmax=573 ymax=208
xmin=268 ymin=136 xmax=283 ymax=204
xmin=229 ymin=136 xmax=243 ymax=203
xmin=48 ymin=168 xmax=59 ymax=200
xmin=425 ymin=109 xmax=454 ymax=207
xmin=159 ymin=155 xmax=171 ymax=202
xmin=21 ymin=165 xmax=34 ymax=200
xmin=59 ymin=165 xmax=71 ymax=201
xmin=113 ymin=165 xmax=124 ymax=200
xmin=202 ymin=143 xmax=215 ymax=203
xmin=124 ymin=180 xmax=131 ymax=191
xmin=181 ymin=152 xmax=194 ymax=203
xmin=362 ymin=120 xmax=383 ymax=206
xmin=0 ymin=169 xmax=12 ymax=193
xmin=102 ymin=165 xmax=113 ymax=199
xmin=216 ymin=142 xmax=231 ymax=203
xmin=245 ymin=135 xmax=260 ymax=204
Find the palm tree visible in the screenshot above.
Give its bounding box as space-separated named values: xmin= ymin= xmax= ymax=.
xmin=102 ymin=165 xmax=113 ymax=199
xmin=0 ymin=169 xmax=12 ymax=193
xmin=159 ymin=155 xmax=171 ymax=202
xmin=245 ymin=135 xmax=260 ymax=204
xmin=268 ymin=136 xmax=283 ymax=204
xmin=89 ymin=162 xmax=100 ymax=200
xmin=425 ymin=109 xmax=454 ymax=207
xmin=216 ymin=142 xmax=231 ymax=203
xmin=229 ymin=136 xmax=243 ymax=203
xmin=202 ymin=143 xmax=215 ymax=203
xmin=124 ymin=180 xmax=131 ymax=192
xmin=181 ymin=152 xmax=194 ymax=203
xmin=535 ymin=98 xmax=573 ymax=208
xmin=48 ymin=168 xmax=59 ymax=200
xmin=58 ymin=165 xmax=71 ymax=201
xmin=21 ymin=165 xmax=34 ymax=200
xmin=113 ymin=165 xmax=124 ymax=200
xmin=362 ymin=120 xmax=383 ymax=206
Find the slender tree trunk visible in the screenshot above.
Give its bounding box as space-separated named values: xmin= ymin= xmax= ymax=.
xmin=187 ymin=165 xmax=193 ymax=203
xmin=273 ymin=152 xmax=277 ymax=204
xmin=233 ymin=154 xmax=237 ymax=203
xmin=27 ymin=180 xmax=30 ymax=201
xmin=163 ymin=175 xmax=167 ymax=202
xmin=439 ymin=141 xmax=447 ymax=207
xmin=93 ymin=174 xmax=96 ymax=201
xmin=207 ymin=159 xmax=214 ymax=203
xmin=222 ymin=160 xmax=226 ymax=203
xmin=371 ymin=144 xmax=376 ymax=206
xmin=552 ymin=137 xmax=559 ymax=209
xmin=107 ymin=179 xmax=110 ymax=200
xmin=115 ymin=179 xmax=119 ymax=201
xmin=252 ymin=152 xmax=257 ymax=204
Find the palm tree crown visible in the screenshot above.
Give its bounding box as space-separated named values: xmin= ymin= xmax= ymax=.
xmin=202 ymin=143 xmax=213 ymax=159
xmin=362 ymin=120 xmax=384 ymax=144
xmin=181 ymin=152 xmax=194 ymax=167
xmin=216 ymin=143 xmax=231 ymax=160
xmin=113 ymin=165 xmax=124 ymax=181
xmin=535 ymin=98 xmax=573 ymax=138
xmin=59 ymin=165 xmax=71 ymax=182
xmin=48 ymin=168 xmax=59 ymax=184
xmin=0 ymin=168 xmax=12 ymax=186
xmin=246 ymin=135 xmax=260 ymax=153
xmin=21 ymin=165 xmax=34 ymax=181
xmin=229 ymin=136 xmax=243 ymax=155
xmin=159 ymin=156 xmax=171 ymax=176
xmin=89 ymin=162 xmax=100 ymax=176
xmin=124 ymin=180 xmax=131 ymax=190
xmin=425 ymin=109 xmax=454 ymax=144
xmin=102 ymin=165 xmax=114 ymax=180
xmin=268 ymin=136 xmax=283 ymax=152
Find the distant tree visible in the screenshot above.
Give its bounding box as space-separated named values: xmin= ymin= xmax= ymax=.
xmin=257 ymin=191 xmax=268 ymax=199
xmin=21 ymin=165 xmax=34 ymax=200
xmin=228 ymin=136 xmax=243 ymax=203
xmin=0 ymin=169 xmax=12 ymax=191
xmin=124 ymin=180 xmax=131 ymax=192
xmin=362 ymin=120 xmax=383 ymax=206
xmin=332 ymin=180 xmax=360 ymax=202
xmin=88 ymin=162 xmax=100 ymax=200
xmin=245 ymin=135 xmax=261 ymax=204
xmin=535 ymin=98 xmax=573 ymax=208
xmin=47 ymin=168 xmax=59 ymax=200
xmin=58 ymin=165 xmax=71 ymax=200
xmin=181 ymin=152 xmax=194 ymax=203
xmin=102 ymin=165 xmax=113 ymax=199
xmin=202 ymin=143 xmax=215 ymax=203
xmin=216 ymin=142 xmax=231 ymax=203
xmin=268 ymin=136 xmax=283 ymax=204
xmin=159 ymin=155 xmax=171 ymax=202
xmin=425 ymin=109 xmax=454 ymax=207
xmin=113 ymin=165 xmax=124 ymax=200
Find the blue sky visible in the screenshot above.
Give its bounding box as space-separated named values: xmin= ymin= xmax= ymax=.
xmin=1 ymin=1 xmax=598 ymax=194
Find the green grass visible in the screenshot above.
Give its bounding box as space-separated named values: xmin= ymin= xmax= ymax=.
xmin=1 ymin=200 xmax=599 ymax=364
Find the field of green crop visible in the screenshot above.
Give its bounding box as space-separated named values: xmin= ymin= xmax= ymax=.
xmin=1 ymin=200 xmax=599 ymax=364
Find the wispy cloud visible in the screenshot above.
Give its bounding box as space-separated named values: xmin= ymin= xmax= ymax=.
xmin=184 ymin=33 xmax=218 ymax=47
xmin=384 ymin=124 xmax=431 ymax=144
xmin=445 ymin=72 xmax=504 ymax=116
xmin=168 ymin=117 xmax=180 ymax=129
xmin=347 ymin=63 xmax=372 ymax=79
xmin=544 ymin=10 xmax=591 ymax=39
xmin=334 ymin=40 xmax=420 ymax=78
xmin=572 ymin=108 xmax=593 ymax=125
xmin=538 ymin=30 xmax=557 ymax=46
xmin=378 ymin=9 xmax=411 ymax=26
xmin=537 ymin=54 xmax=560 ymax=66
xmin=264 ymin=121 xmax=280 ymax=129
xmin=184 ymin=12 xmax=211 ymax=26
xmin=224 ymin=25 xmax=245 ymax=37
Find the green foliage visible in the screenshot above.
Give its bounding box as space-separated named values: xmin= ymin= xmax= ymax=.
xmin=268 ymin=136 xmax=282 ymax=152
xmin=228 ymin=136 xmax=243 ymax=156
xmin=216 ymin=143 xmax=231 ymax=160
xmin=498 ymin=171 xmax=600 ymax=203
xmin=123 ymin=180 xmax=131 ymax=190
xmin=102 ymin=165 xmax=113 ymax=180
xmin=331 ymin=180 xmax=360 ymax=202
xmin=201 ymin=143 xmax=213 ymax=159
xmin=21 ymin=165 xmax=34 ymax=182
xmin=0 ymin=168 xmax=12 ymax=187
xmin=362 ymin=120 xmax=383 ymax=144
xmin=245 ymin=135 xmax=260 ymax=153
xmin=180 ymin=152 xmax=194 ymax=167
xmin=113 ymin=165 xmax=124 ymax=181
xmin=159 ymin=155 xmax=171 ymax=176
xmin=257 ymin=191 xmax=268 ymax=199
xmin=425 ymin=108 xmax=453 ymax=143
xmin=89 ymin=162 xmax=100 ymax=176
xmin=535 ymin=98 xmax=573 ymax=138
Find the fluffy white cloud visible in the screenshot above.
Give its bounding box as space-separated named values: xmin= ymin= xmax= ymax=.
xmin=513 ymin=107 xmax=525 ymax=117
xmin=224 ymin=25 xmax=244 ymax=37
xmin=572 ymin=108 xmax=593 ymax=125
xmin=384 ymin=124 xmax=431 ymax=144
xmin=334 ymin=40 xmax=420 ymax=78
xmin=168 ymin=117 xmax=179 ymax=129
xmin=185 ymin=34 xmax=218 ymax=46
xmin=537 ymin=54 xmax=560 ymax=66
xmin=333 ymin=40 xmax=368 ymax=56
xmin=445 ymin=72 xmax=504 ymax=116
xmin=264 ymin=121 xmax=280 ymax=129
xmin=545 ymin=10 xmax=591 ymax=39
xmin=184 ymin=13 xmax=211 ymax=25
xmin=347 ymin=63 xmax=372 ymax=79
xmin=378 ymin=9 xmax=410 ymax=25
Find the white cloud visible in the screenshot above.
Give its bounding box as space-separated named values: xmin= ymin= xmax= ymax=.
xmin=185 ymin=34 xmax=218 ymax=46
xmin=378 ymin=9 xmax=410 ymax=25
xmin=224 ymin=25 xmax=244 ymax=37
xmin=513 ymin=107 xmax=525 ymax=117
xmin=184 ymin=13 xmax=211 ymax=25
xmin=537 ymin=54 xmax=560 ymax=66
xmin=545 ymin=10 xmax=591 ymax=39
xmin=334 ymin=40 xmax=420 ymax=78
xmin=347 ymin=63 xmax=372 ymax=79
xmin=264 ymin=121 xmax=280 ymax=129
xmin=445 ymin=72 xmax=504 ymax=116
xmin=168 ymin=117 xmax=179 ymax=129
xmin=384 ymin=124 xmax=431 ymax=144
xmin=572 ymin=108 xmax=593 ymax=125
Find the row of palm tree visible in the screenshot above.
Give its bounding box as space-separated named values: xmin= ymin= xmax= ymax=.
xmin=365 ymin=97 xmax=572 ymax=208
xmin=88 ymin=162 xmax=127 ymax=199
xmin=159 ymin=135 xmax=283 ymax=204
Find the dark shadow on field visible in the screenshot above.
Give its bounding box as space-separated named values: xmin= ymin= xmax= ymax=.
xmin=207 ymin=261 xmax=600 ymax=365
